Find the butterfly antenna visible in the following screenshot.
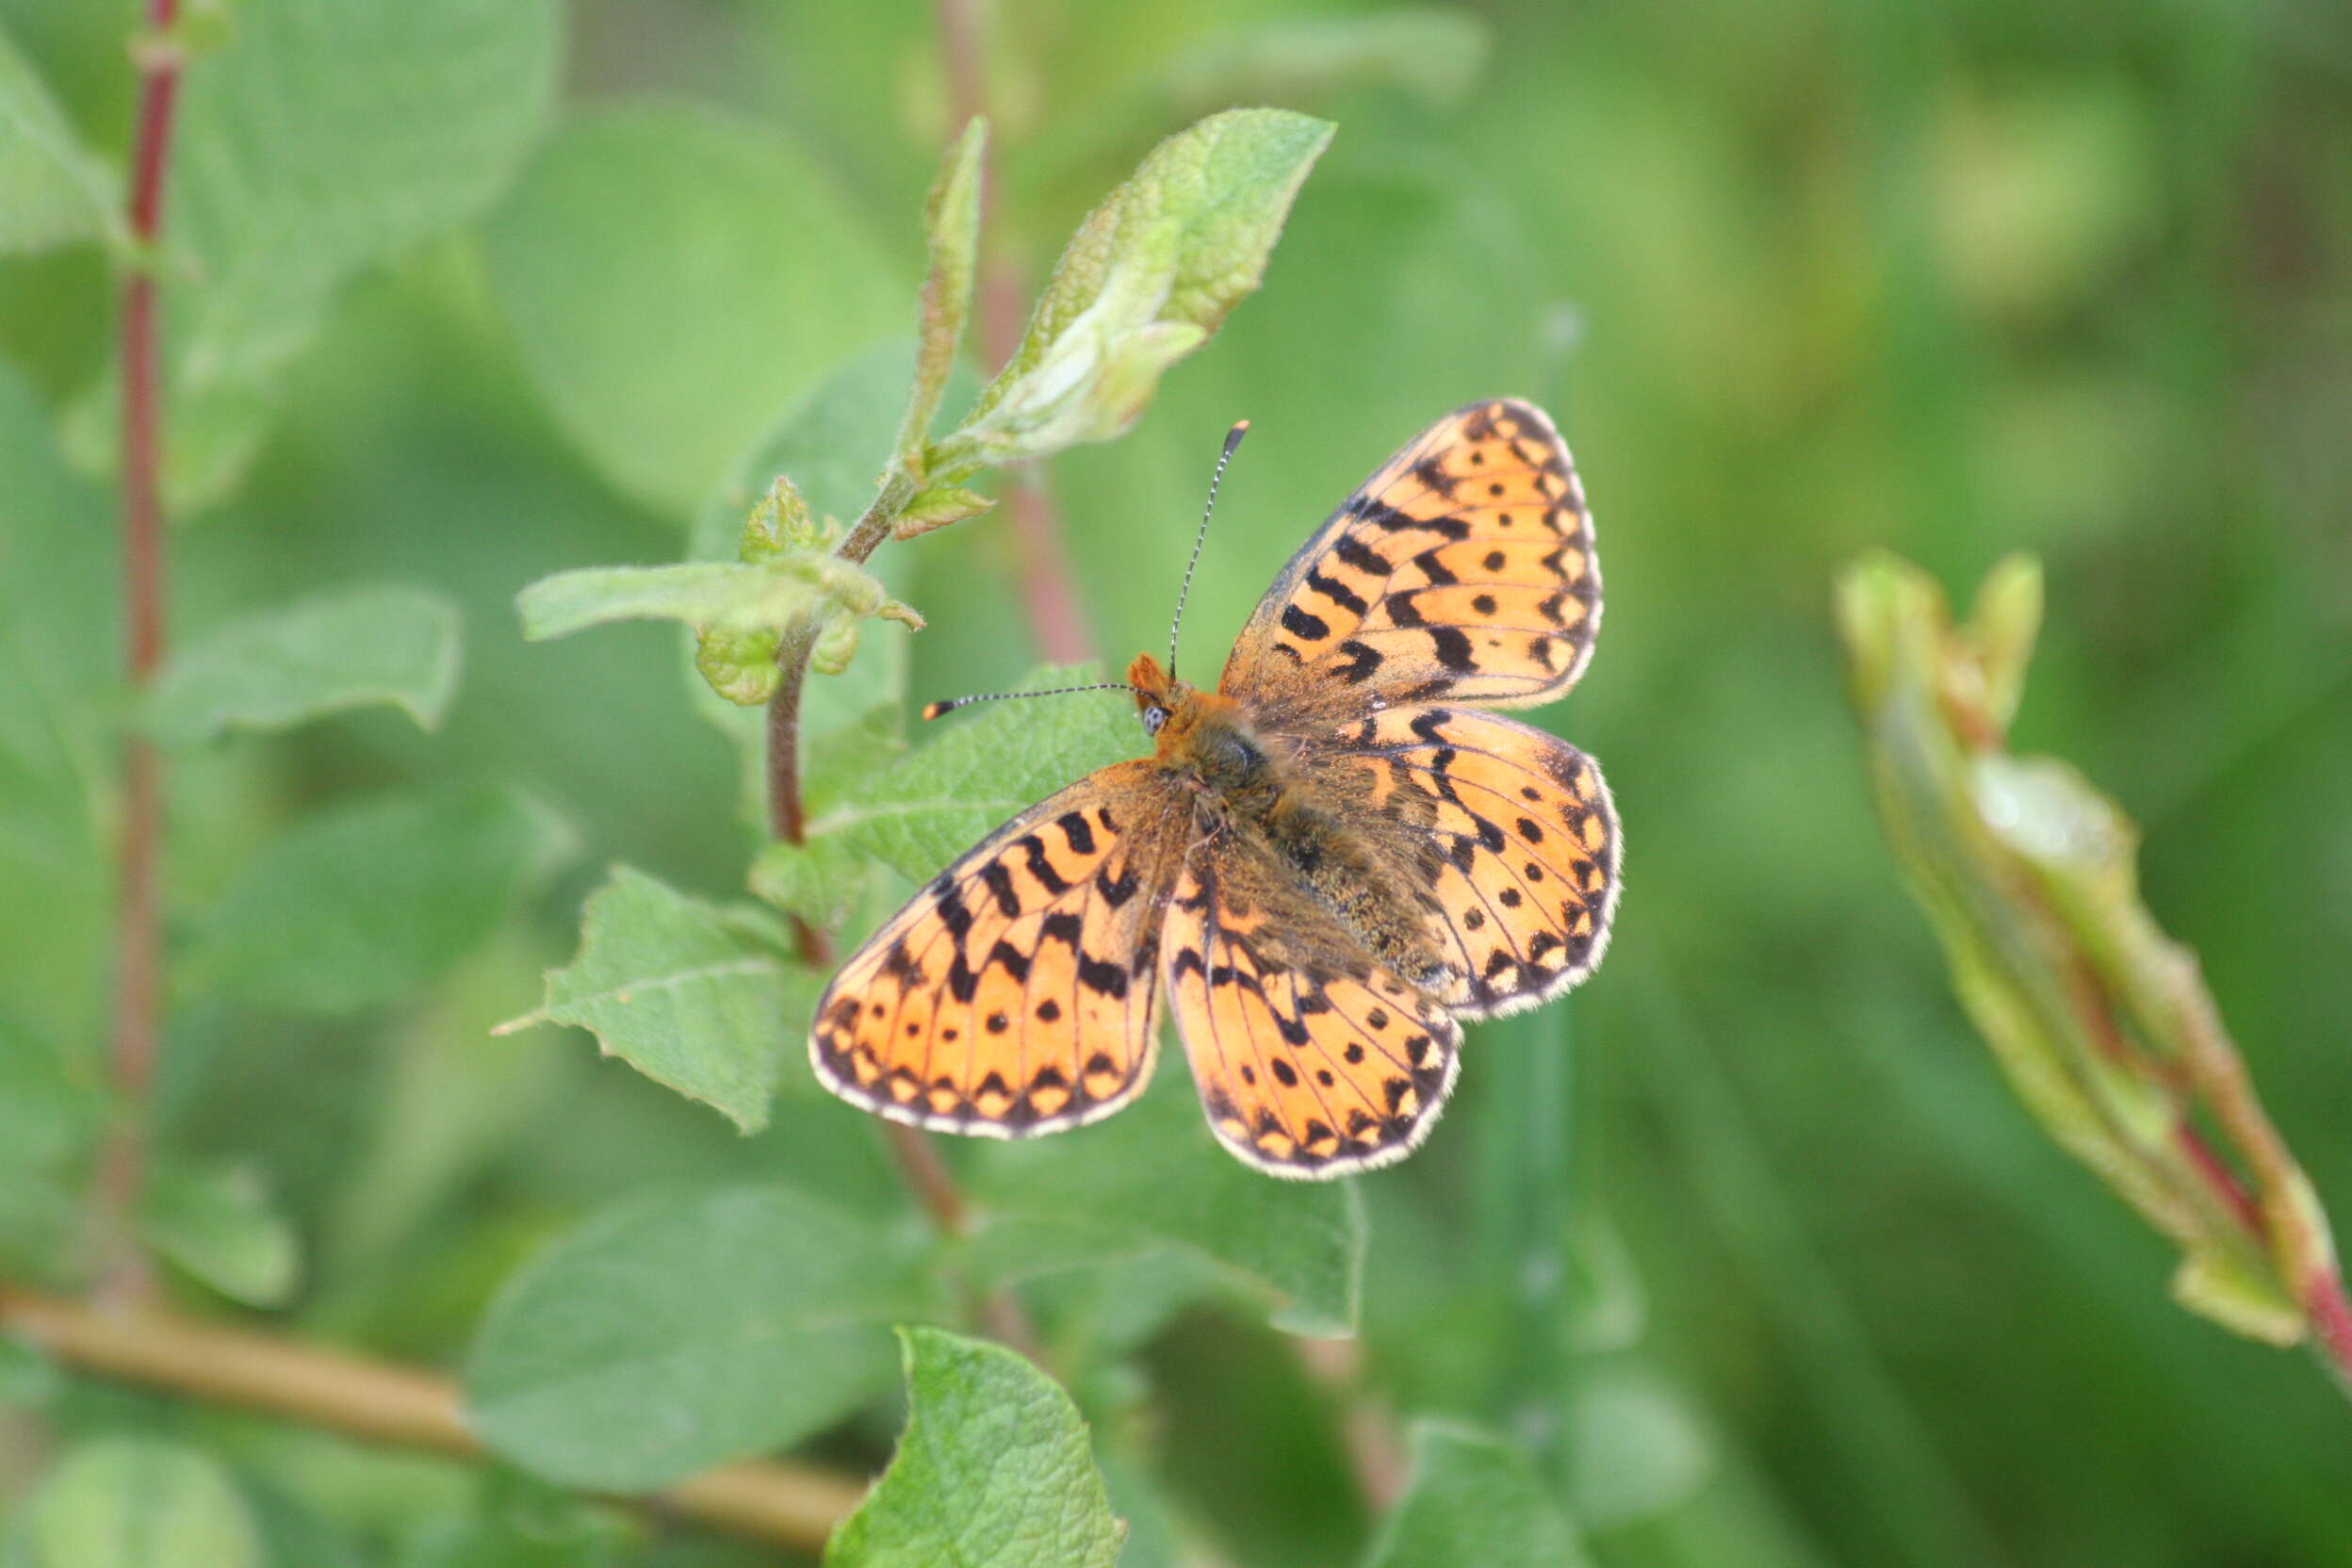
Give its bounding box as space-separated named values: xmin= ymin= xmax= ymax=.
xmin=922 ymin=682 xmax=1142 ymax=722
xmin=1168 ymin=419 xmax=1250 ymax=680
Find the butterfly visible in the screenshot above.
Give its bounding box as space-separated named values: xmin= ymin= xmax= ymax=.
xmin=811 ymin=400 xmax=1619 ymax=1177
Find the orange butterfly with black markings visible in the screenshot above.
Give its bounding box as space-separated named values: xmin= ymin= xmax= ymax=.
xmin=812 ymin=400 xmax=1620 ymax=1177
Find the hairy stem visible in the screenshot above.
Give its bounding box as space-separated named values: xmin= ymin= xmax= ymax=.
xmin=760 ymin=468 xmax=1047 ymax=1363
xmin=0 ymin=1284 xmax=861 ymax=1548
xmin=97 ymin=0 xmax=185 ymax=1305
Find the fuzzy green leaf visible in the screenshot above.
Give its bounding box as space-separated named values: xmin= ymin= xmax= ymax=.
xmin=938 ymin=108 xmax=1331 ymax=468
xmin=899 ymin=119 xmax=988 ymax=474
xmin=514 ymin=558 xmax=890 ymax=643
xmin=145 ymin=583 xmax=462 ymax=746
xmin=967 ymin=1072 xmax=1367 ymax=1337
xmin=483 ymin=106 xmax=903 ymax=518
xmin=466 ymin=1187 xmax=922 ymax=1492
xmin=29 ymin=1438 xmax=261 ymax=1568
xmin=498 ymin=866 xmax=816 ymax=1133
xmin=188 ymin=786 xmax=572 ymax=1015
xmin=815 ymin=663 xmax=1135 ymax=884
xmin=825 ymin=1327 xmax=1125 ymax=1568
xmin=1364 ymin=1423 xmax=1590 ymax=1568
xmin=689 ymin=344 xmax=964 ymax=825
xmin=0 ymin=22 xmax=120 ymax=254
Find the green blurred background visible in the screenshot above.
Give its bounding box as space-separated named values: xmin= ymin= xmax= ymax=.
xmin=3 ymin=0 xmax=2349 ymax=1563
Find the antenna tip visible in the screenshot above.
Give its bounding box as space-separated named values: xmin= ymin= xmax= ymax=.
xmin=921 ymin=700 xmax=952 ymax=721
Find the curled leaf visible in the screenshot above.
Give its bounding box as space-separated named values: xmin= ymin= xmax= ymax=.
xmin=740 ymin=474 xmax=818 ymax=563
xmin=892 ymin=483 xmax=996 ymax=540
xmin=930 ymin=108 xmax=1331 ymax=473
xmin=1836 ymin=550 xmax=2345 ymax=1360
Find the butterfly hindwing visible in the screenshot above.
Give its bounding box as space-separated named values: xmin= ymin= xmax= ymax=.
xmin=1162 ymin=837 xmax=1462 ymax=1178
xmin=1221 ymin=399 xmax=1600 ymax=720
xmin=1314 ymin=705 xmax=1620 ymax=1018
xmin=810 ymin=761 xmax=1187 ymax=1135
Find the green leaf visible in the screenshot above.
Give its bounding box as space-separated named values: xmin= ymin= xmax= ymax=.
xmin=891 ymin=482 xmax=995 ymax=541
xmin=825 ymin=1327 xmax=1125 ymax=1568
xmin=137 ymin=1155 xmax=301 ymax=1308
xmin=145 ymin=583 xmax=462 ymax=746
xmin=498 ymin=866 xmax=816 ymax=1134
xmin=749 ymin=833 xmax=874 ymax=934
xmin=466 ymin=1186 xmax=923 ymax=1492
xmin=29 ymin=1437 xmax=262 ymax=1568
xmin=514 ymin=557 xmax=890 ymax=643
xmin=1363 ymin=1422 xmax=1590 ymax=1568
xmin=815 ymin=663 xmax=1135 ymax=884
xmin=967 ymin=1072 xmax=1366 ymax=1337
xmin=0 ymin=21 xmax=120 ymax=254
xmin=938 ymin=108 xmax=1332 ymax=469
xmin=188 ymin=786 xmax=573 ymax=1015
xmin=64 ymin=0 xmax=560 ymax=509
xmin=897 ymin=119 xmax=988 ymax=477
xmin=482 ymin=105 xmax=904 ymax=518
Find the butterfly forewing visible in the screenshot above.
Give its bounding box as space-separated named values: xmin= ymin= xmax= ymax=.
xmin=1220 ymin=399 xmax=1600 ymax=720
xmin=1161 ymin=841 xmax=1462 ymax=1178
xmin=1316 ymin=705 xmax=1620 ymax=1018
xmin=811 ymin=761 xmax=1188 ymax=1135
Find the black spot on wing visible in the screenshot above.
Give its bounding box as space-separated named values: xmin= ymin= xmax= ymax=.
xmin=1017 ymin=835 xmax=1070 ymax=895
xmin=1079 ymin=951 xmax=1131 ymax=998
xmin=1429 ymin=626 xmax=1478 ymax=674
xmin=1333 ymin=640 xmax=1383 ymax=683
xmin=1305 ymin=568 xmax=1368 ymax=616
xmin=980 ymin=861 xmax=1020 ymax=917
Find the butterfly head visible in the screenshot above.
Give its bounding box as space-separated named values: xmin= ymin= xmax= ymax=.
xmin=1129 ymin=649 xmax=1264 ymax=790
xmin=1127 ymin=652 xmax=1185 ymax=739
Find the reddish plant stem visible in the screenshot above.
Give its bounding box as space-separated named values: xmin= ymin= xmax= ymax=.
xmin=98 ymin=0 xmax=185 ymax=1304
xmin=2173 ymin=1123 xmax=2262 ymax=1235
xmin=936 ymin=0 xmax=1093 ymax=664
xmin=2310 ymin=1277 xmax=2352 ymax=1393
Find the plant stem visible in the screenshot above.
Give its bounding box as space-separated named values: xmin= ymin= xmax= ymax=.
xmin=0 ymin=1283 xmax=861 ymax=1548
xmin=934 ymin=0 xmax=1093 ymax=663
xmin=761 ymin=470 xmax=1048 ymax=1364
xmin=765 ymin=477 xmax=908 ymax=850
xmin=97 ymin=0 xmax=185 ymax=1305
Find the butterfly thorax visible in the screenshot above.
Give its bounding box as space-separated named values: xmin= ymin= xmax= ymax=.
xmin=1128 ymin=653 xmax=1456 ymax=994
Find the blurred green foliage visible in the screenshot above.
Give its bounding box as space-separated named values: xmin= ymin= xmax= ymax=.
xmin=3 ymin=0 xmax=2349 ymax=1565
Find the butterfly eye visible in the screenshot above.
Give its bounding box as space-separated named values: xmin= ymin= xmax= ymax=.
xmin=1142 ymin=705 xmax=1169 ymax=736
